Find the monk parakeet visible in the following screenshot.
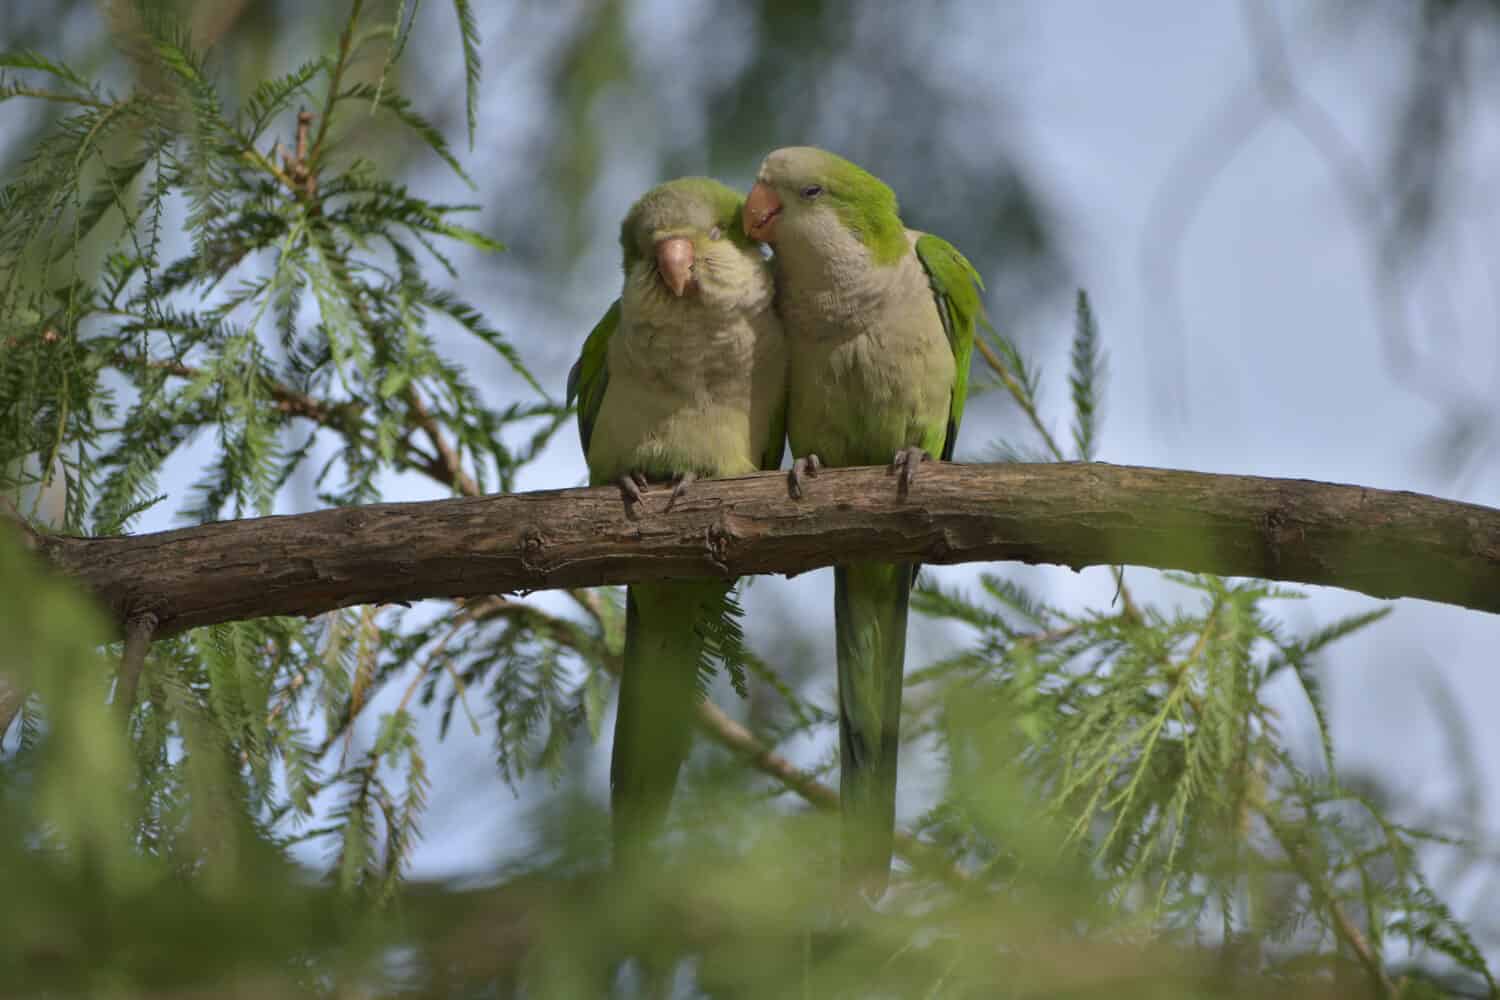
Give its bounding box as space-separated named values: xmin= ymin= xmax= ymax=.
xmin=744 ymin=147 xmax=981 ymax=896
xmin=568 ymin=178 xmax=787 ymax=867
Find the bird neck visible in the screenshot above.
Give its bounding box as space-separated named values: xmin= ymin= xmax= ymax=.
xmin=773 ymin=225 xmax=914 ymax=330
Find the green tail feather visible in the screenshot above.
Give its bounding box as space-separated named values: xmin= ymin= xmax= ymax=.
xmin=834 ymin=561 xmax=913 ymax=897
xmin=610 ymin=579 xmax=731 ymax=868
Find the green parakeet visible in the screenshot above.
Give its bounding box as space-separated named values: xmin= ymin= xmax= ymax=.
xmin=568 ymin=178 xmax=787 ymax=867
xmin=744 ymin=147 xmax=981 ymax=897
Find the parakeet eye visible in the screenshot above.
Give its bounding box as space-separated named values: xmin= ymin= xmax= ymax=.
xmin=709 ymin=225 xmax=722 ymax=240
xmin=800 ymin=184 xmax=823 ymax=199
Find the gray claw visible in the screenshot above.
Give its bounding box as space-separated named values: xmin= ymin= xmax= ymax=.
xmin=890 ymin=447 xmax=930 ymax=499
xmin=788 ymin=453 xmax=822 ymax=500
xmin=617 ymin=473 xmax=647 ymax=518
xmin=665 ymin=472 xmax=697 ymax=511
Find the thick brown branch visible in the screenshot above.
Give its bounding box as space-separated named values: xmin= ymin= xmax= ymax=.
xmin=35 ymin=462 xmax=1500 ymax=639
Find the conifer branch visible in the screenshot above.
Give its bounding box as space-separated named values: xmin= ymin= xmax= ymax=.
xmin=405 ymin=388 xmax=479 ymax=498
xmin=456 ymin=596 xmax=967 ymax=882
xmin=35 ymin=462 xmax=1500 ymax=639
xmin=116 ymin=356 xmax=357 ymax=427
xmin=310 ymin=0 xmax=364 ymax=167
xmin=1262 ymin=806 xmax=1396 ymax=996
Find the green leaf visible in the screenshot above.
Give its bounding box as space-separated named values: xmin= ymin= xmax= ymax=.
xmin=378 ymin=367 xmax=410 ymax=399
xmin=583 ymin=666 xmax=610 ymax=742
xmin=1068 ymin=289 xmax=1105 ymax=461
xmin=452 ymin=0 xmax=482 ymax=147
xmin=341 ymin=82 xmax=472 ymax=186
xmin=0 ymin=49 xmax=92 ymax=90
xmin=241 ymin=59 xmax=325 ymax=136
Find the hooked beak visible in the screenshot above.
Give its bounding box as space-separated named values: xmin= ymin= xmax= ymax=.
xmin=743 ymin=181 xmax=782 ymax=242
xmin=655 ymin=236 xmax=695 ymax=297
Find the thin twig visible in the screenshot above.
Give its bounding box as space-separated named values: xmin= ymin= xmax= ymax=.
xmin=406 ymin=389 xmax=479 ymax=497
xmin=115 ymin=355 xmax=357 ymax=426
xmin=1261 ymin=804 xmax=1396 ymax=996
xmin=976 ymin=336 xmax=1138 ymax=614
xmin=975 ymin=338 xmax=1065 ymax=461
xmin=310 ymin=0 xmax=365 ymax=167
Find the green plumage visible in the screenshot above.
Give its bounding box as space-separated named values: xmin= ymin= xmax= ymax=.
xmin=915 ymin=233 xmax=983 ymax=461
xmin=568 ymin=178 xmax=786 ymax=867
xmin=568 ymin=300 xmax=617 ymax=457
xmin=815 ymin=157 xmax=908 ymax=266
xmin=834 ymin=560 xmax=913 ymax=890
xmin=618 ymin=177 xmax=754 ymax=268
xmin=754 ymin=147 xmax=982 ymax=895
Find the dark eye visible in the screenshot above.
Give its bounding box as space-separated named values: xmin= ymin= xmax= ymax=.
xmin=800 ymin=184 xmax=823 ymax=199
xmin=708 ymin=225 xmax=722 ymax=240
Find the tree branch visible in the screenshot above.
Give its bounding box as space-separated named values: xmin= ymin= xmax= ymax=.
xmin=457 ymin=596 xmax=967 ymax=881
xmin=34 ymin=462 xmax=1500 ymax=639
xmin=119 ymin=356 xmax=362 ymax=429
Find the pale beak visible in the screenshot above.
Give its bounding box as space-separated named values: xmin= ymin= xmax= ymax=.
xmin=743 ymin=181 xmax=782 ymax=242
xmin=655 ymin=236 xmax=695 ymax=297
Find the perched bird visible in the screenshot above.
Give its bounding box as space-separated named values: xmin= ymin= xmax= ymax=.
xmin=568 ymin=178 xmax=787 ymax=867
xmin=744 ymin=147 xmax=981 ymax=897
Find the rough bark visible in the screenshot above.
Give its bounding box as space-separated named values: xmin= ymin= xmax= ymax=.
xmin=31 ymin=462 xmax=1500 ymax=638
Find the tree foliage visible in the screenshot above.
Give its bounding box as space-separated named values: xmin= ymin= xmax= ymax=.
xmin=0 ymin=4 xmax=1494 ymax=996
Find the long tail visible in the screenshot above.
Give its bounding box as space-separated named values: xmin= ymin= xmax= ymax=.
xmin=834 ymin=561 xmax=913 ymax=898
xmin=610 ymin=580 xmax=728 ymax=869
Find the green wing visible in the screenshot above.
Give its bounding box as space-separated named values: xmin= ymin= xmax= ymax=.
xmin=566 ymin=299 xmax=620 ymax=457
xmin=915 ymin=234 xmax=983 ymax=462
xmin=759 ymin=373 xmax=788 ymax=473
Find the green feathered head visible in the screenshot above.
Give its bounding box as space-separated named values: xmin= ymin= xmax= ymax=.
xmin=744 ymin=146 xmax=907 ymax=266
xmin=617 ymin=178 xmax=761 ymax=304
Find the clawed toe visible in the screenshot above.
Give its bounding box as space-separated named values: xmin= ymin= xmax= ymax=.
xmin=889 ymin=447 xmax=930 ymax=499
xmin=617 ymin=473 xmax=649 ymax=518
xmin=665 ymin=472 xmax=697 ymax=511
xmin=788 ymin=453 xmax=822 ymax=500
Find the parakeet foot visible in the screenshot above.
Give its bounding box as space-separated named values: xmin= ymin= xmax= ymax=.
xmin=616 ymin=472 xmax=650 ymax=517
xmin=889 ymin=447 xmax=930 ymax=499
xmin=788 ymin=453 xmax=822 ymax=499
xmin=664 ymin=472 xmax=697 ymax=511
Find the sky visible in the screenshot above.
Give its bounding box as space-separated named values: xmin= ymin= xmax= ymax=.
xmin=6 ymin=0 xmax=1500 ymax=945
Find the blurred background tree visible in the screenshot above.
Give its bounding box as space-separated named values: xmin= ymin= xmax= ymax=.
xmin=3 ymin=0 xmax=1500 ymax=995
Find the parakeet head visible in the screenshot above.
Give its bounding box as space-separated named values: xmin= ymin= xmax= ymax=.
xmin=743 ymin=146 xmax=907 ymax=266
xmin=619 ymin=178 xmax=763 ymax=308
